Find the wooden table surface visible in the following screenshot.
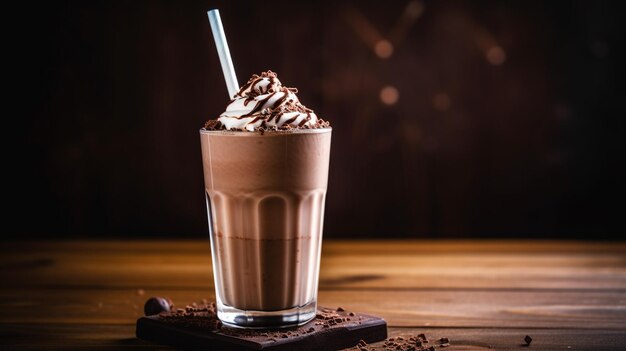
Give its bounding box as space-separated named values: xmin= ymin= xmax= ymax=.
xmin=2 ymin=240 xmax=626 ymax=350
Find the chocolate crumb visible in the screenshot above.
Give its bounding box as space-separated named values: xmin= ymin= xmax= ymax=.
xmin=203 ymin=119 xmax=223 ymax=130
xmin=345 ymin=332 xmax=449 ymax=351
xmin=524 ymin=335 xmax=533 ymax=346
xmin=349 ymin=312 xmax=356 ymax=316
xmin=337 ymin=307 xmax=345 ymax=312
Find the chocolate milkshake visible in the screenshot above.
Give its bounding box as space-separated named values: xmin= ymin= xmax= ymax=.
xmin=200 ymin=71 xmax=331 ymax=328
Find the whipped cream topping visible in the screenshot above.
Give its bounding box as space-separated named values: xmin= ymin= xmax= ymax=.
xmin=216 ymin=71 xmax=320 ymax=131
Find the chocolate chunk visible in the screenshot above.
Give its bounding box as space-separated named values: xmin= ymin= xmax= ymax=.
xmin=143 ymin=297 xmax=172 ymax=316
xmin=337 ymin=307 xmax=345 ymax=312
xmin=439 ymin=337 xmax=450 ymax=344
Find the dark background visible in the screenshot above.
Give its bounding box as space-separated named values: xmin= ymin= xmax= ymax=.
xmin=8 ymin=0 xmax=625 ymax=239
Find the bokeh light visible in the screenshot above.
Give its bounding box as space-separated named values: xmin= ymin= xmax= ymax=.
xmin=380 ymin=86 xmax=399 ymax=105
xmin=486 ymin=46 xmax=506 ymax=65
xmin=375 ymin=40 xmax=394 ymax=58
xmin=405 ymin=0 xmax=424 ymax=19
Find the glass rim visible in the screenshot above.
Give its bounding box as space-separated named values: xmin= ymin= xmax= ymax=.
xmin=199 ymin=127 xmax=332 ymax=136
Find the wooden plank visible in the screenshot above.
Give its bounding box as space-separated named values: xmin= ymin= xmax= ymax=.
xmin=0 ymin=323 xmax=150 ymax=350
xmin=2 ymin=241 xmax=625 ymax=290
xmin=381 ymin=327 xmax=626 ymax=351
xmin=3 ymin=240 xmax=626 ymax=254
xmin=2 ymin=324 xmax=626 ymax=350
xmin=1 ymin=288 xmax=625 ymax=329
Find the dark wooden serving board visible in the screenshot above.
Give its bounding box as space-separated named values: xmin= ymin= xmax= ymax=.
xmin=136 ymin=307 xmax=387 ymax=350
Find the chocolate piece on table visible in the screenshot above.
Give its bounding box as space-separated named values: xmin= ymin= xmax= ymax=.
xmin=143 ymin=297 xmax=172 ymax=316
xmin=136 ymin=307 xmax=386 ymax=350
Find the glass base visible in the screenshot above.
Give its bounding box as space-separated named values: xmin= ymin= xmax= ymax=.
xmin=217 ymin=300 xmax=317 ymax=329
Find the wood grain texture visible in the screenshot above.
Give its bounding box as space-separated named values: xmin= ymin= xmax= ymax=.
xmin=2 ymin=325 xmax=626 ymax=351
xmin=1 ymin=288 xmax=625 ymax=329
xmin=1 ymin=240 xmax=626 ymax=350
xmin=2 ymin=240 xmax=626 ymax=289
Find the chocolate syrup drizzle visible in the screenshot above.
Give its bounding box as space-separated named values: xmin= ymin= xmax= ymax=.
xmin=205 ymin=71 xmax=325 ymax=131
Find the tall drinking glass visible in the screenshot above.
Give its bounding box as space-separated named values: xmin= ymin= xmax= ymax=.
xmin=200 ymin=128 xmax=331 ymax=328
